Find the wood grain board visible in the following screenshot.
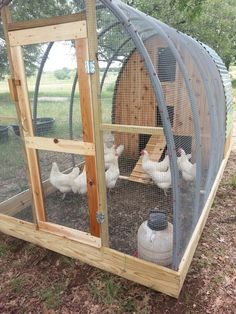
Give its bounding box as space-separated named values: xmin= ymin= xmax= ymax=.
xmin=24 ymin=136 xmax=95 ymax=155
xmin=129 ymin=134 xmax=166 ymax=184
xmin=8 ymin=20 xmax=87 ymax=46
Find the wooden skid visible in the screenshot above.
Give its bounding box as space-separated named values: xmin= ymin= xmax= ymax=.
xmin=0 ymin=214 xmax=180 ymax=298
xmin=8 ymin=20 xmax=87 ymax=46
xmin=129 ymin=134 xmax=166 ymax=184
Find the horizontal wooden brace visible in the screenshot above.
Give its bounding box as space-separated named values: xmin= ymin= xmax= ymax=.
xmin=8 ymin=20 xmax=87 ymax=46
xmin=38 ymin=221 xmax=101 ymax=248
xmin=24 ymin=136 xmax=95 ymax=155
xmin=101 ymin=123 xmax=164 ymax=135
xmin=8 ymin=12 xmax=86 ymax=31
xmin=0 ymin=115 xmax=18 ymax=122
xmin=0 ymin=214 xmax=180 ymax=297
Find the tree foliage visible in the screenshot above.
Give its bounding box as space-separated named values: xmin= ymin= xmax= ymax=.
xmin=54 ymin=67 xmax=70 ymax=80
xmin=124 ymin=0 xmax=236 ymax=69
xmin=0 ymin=0 xmax=235 ymax=80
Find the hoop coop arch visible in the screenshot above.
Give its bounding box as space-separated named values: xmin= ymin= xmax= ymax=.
xmin=0 ymin=0 xmax=233 ymax=297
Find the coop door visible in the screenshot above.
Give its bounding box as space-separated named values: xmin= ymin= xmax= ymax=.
xmin=6 ymin=16 xmax=102 ymax=244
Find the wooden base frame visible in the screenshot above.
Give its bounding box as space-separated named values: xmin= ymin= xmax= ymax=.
xmin=0 ymin=142 xmax=232 ymax=298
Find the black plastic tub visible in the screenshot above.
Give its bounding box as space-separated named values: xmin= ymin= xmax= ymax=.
xmin=12 ymin=117 xmax=55 ymax=136
xmin=0 ymin=125 xmax=9 ymax=143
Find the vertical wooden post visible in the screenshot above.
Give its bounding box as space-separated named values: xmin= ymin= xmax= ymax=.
xmin=76 ymin=38 xmax=100 ymax=237
xmin=1 ymin=6 xmax=46 ymax=222
xmin=84 ymin=0 xmax=109 ymax=245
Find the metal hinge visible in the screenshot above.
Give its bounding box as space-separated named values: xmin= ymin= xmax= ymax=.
xmin=85 ymin=60 xmax=95 ymax=74
xmin=96 ymin=212 xmax=105 ymax=224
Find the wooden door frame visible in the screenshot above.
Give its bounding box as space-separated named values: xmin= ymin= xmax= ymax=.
xmin=1 ymin=5 xmax=109 ymax=243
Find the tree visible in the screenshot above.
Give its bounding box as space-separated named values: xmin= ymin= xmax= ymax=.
xmin=124 ymin=0 xmax=236 ymax=69
xmin=54 ymin=67 xmax=70 ymax=80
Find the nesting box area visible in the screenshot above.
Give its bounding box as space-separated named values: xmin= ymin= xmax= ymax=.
xmin=0 ymin=0 xmax=234 ymax=298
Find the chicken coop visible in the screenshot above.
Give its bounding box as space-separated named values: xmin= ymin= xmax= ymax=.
xmin=0 ymin=0 xmax=234 ymax=297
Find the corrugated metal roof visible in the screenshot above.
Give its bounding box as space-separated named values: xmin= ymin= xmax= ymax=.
xmin=201 ymin=43 xmax=234 ymax=136
xmin=201 ymin=43 xmax=232 ymax=93
xmin=187 ymin=36 xmax=234 ymax=137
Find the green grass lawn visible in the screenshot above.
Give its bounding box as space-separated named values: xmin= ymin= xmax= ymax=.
xmin=0 ymin=69 xmax=116 ymax=129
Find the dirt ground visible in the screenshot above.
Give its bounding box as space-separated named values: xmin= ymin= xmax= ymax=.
xmin=0 ymin=148 xmax=235 ymax=313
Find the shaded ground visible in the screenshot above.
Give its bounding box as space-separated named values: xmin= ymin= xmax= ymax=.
xmin=0 ymin=149 xmax=235 ymax=313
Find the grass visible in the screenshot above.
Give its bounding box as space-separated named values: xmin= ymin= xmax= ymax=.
xmin=230 ymin=174 xmax=236 ymax=187
xmin=0 ymin=243 xmax=8 ymax=257
xmin=39 ymin=284 xmax=64 ymax=310
xmin=89 ymin=275 xmax=121 ymax=305
xmin=9 ymin=277 xmax=25 ymax=294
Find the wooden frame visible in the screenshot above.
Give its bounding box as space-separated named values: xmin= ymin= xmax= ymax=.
xmin=24 ymin=136 xmax=95 ymax=155
xmin=0 ymin=214 xmax=180 ymax=297
xmin=101 ymin=123 xmax=164 ymax=135
xmin=8 ymin=20 xmax=87 ymax=46
xmin=8 ymin=12 xmax=86 ymax=31
xmin=0 ymin=115 xmax=17 ymax=122
xmin=2 ymin=7 xmax=46 ymax=223
xmin=0 ymin=1 xmax=233 ymax=299
xmin=75 ymin=36 xmax=101 ymax=238
xmin=84 ymin=0 xmax=109 ymax=245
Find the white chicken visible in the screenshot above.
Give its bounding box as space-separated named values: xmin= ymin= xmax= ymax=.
xmin=103 ymin=132 xmax=114 ymax=148
xmin=104 ymin=144 xmax=124 ymax=170
xmin=177 ymin=152 xmax=192 ymax=169
xmin=149 ymin=167 xmax=171 ymax=196
xmin=104 ymin=144 xmax=117 ymax=170
xmin=141 ymin=150 xmax=169 ymax=175
xmin=178 ymin=148 xmax=196 ymax=182
xmin=50 ymin=162 xmax=80 ymax=199
xmin=71 ymin=165 xmax=87 ymax=195
xmin=105 ymin=154 xmax=120 ymax=190
xmin=115 ymin=144 xmax=124 ymax=157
